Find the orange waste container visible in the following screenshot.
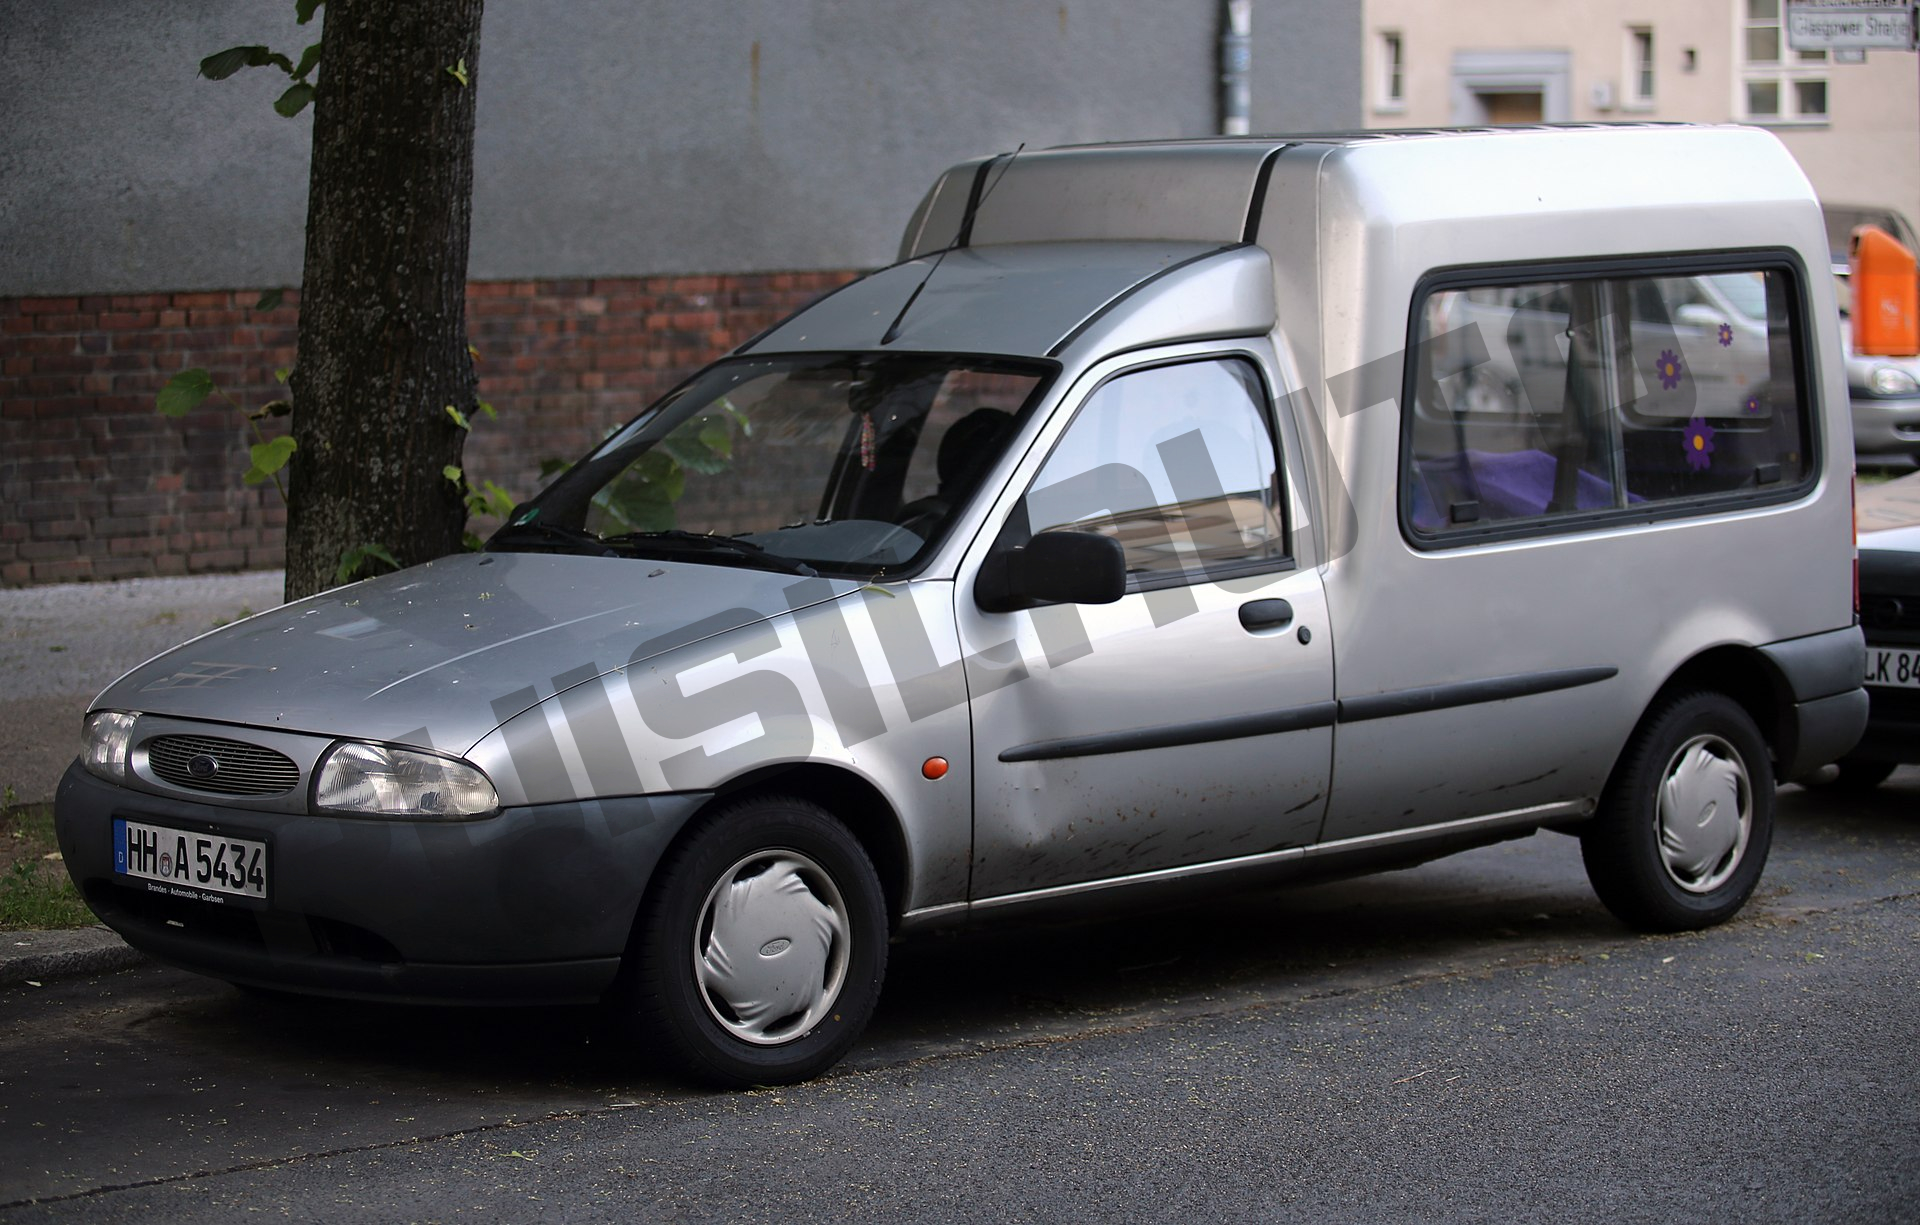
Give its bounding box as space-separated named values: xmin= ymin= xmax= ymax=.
xmin=1850 ymin=224 xmax=1920 ymax=357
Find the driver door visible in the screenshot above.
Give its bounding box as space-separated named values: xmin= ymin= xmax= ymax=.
xmin=957 ymin=350 xmax=1335 ymax=901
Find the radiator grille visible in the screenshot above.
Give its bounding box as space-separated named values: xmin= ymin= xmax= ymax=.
xmin=146 ymin=734 xmax=299 ymax=797
xmin=1862 ymin=593 xmax=1920 ymax=636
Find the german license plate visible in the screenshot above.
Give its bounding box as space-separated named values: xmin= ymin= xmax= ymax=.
xmin=114 ymin=819 xmax=267 ymax=901
xmin=1865 ymin=645 xmax=1920 ymax=690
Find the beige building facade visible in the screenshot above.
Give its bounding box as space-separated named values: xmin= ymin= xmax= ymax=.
xmin=1363 ymin=0 xmax=1920 ymax=233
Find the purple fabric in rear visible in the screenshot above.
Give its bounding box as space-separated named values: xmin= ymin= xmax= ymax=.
xmin=1412 ymin=449 xmax=1618 ymax=529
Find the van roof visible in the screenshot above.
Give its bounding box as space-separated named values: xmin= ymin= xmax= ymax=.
xmin=739 ymin=240 xmax=1271 ymax=358
xmin=748 ymin=124 xmax=1823 ymax=362
xmin=900 ymin=123 xmax=1817 ymax=260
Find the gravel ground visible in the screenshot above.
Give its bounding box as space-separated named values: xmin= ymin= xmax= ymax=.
xmin=0 ymin=572 xmax=285 ymax=804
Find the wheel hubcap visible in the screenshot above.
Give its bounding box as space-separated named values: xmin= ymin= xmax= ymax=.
xmin=1656 ymin=733 xmax=1752 ymax=894
xmin=694 ymin=850 xmax=850 ymax=1046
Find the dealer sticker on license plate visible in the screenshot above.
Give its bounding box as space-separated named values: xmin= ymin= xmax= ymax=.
xmin=113 ymin=819 xmax=267 ymax=901
xmin=1865 ymin=646 xmax=1920 ymax=690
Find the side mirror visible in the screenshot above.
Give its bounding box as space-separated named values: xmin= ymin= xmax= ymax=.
xmin=975 ymin=530 xmax=1126 ymax=612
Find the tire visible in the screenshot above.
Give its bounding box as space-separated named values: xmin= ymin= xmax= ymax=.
xmin=1807 ymin=757 xmax=1898 ymax=792
xmin=1581 ymin=690 xmax=1774 ymax=933
xmin=620 ymin=795 xmax=887 ymax=1087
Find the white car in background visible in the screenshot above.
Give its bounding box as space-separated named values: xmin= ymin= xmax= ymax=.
xmin=1825 ymin=204 xmax=1920 ymax=462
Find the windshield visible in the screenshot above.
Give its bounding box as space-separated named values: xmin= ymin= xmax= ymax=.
xmin=491 ymin=352 xmax=1051 ymax=577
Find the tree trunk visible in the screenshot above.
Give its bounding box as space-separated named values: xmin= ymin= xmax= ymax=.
xmin=284 ymin=0 xmax=485 ymax=600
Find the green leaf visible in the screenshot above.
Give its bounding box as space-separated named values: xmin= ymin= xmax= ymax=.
xmin=462 ymin=531 xmax=486 ymax=552
xmin=156 ymin=368 xmax=215 ymax=417
xmin=254 ymin=288 xmax=284 ymax=311
xmin=295 ymin=0 xmax=325 ymax=25
xmin=248 ymin=435 xmax=297 ymax=477
xmin=443 ymin=465 xmax=464 ymax=484
xmin=274 ymin=82 xmax=315 ymax=117
xmin=335 ymin=542 xmax=399 ymax=585
xmin=697 ymin=418 xmax=734 ymax=459
xmin=291 ymin=41 xmax=322 ymax=82
xmin=445 ymin=404 xmax=470 ymax=430
xmin=445 ymin=58 xmax=469 ymax=86
xmin=200 ymin=46 xmax=290 ymax=81
xmin=476 ymin=400 xmax=497 ymax=420
xmin=478 ymin=481 xmax=517 ymax=519
xmin=659 ymin=433 xmax=729 ymax=476
xmin=634 ymin=450 xmax=685 ymax=496
xmin=538 ymin=457 xmax=571 ymax=479
xmin=273 ymin=367 xmax=291 ymax=384
xmin=599 ymin=483 xmax=678 ymax=534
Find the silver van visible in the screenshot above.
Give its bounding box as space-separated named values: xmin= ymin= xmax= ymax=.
xmin=57 ymin=125 xmax=1868 ymax=1085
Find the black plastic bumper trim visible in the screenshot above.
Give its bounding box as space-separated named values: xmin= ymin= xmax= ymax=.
xmin=999 ymin=666 xmax=1618 ymax=763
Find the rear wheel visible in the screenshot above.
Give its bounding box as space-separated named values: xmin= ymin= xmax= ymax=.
xmin=1582 ymin=690 xmax=1773 ymax=932
xmin=620 ymin=795 xmax=887 ymax=1087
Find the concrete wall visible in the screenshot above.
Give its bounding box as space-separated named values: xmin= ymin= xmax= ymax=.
xmin=0 ymin=0 xmax=1361 ymax=297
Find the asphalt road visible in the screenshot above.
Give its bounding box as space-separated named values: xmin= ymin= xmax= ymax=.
xmin=2 ymin=772 xmax=1916 ymax=1223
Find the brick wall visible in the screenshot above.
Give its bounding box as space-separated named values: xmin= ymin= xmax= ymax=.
xmin=0 ymin=271 xmax=857 ymax=587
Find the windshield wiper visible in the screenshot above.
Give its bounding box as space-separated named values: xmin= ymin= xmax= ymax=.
xmin=487 ymin=520 xmax=618 ymax=556
xmin=603 ymin=530 xmax=819 ymax=577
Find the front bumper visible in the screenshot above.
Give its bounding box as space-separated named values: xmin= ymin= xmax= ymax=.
xmin=54 ymin=763 xmax=708 ymax=1004
xmin=1849 ymin=684 xmax=1920 ymax=764
xmin=1851 ymin=392 xmax=1920 ymax=456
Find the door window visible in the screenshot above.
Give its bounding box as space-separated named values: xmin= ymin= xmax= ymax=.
xmin=1019 ymin=358 xmax=1288 ymax=587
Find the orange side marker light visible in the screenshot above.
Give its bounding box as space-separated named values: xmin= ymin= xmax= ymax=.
xmin=922 ymin=757 xmax=949 ymax=780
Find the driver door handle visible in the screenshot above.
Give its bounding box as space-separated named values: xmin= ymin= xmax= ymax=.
xmin=1238 ymin=598 xmax=1294 ymax=632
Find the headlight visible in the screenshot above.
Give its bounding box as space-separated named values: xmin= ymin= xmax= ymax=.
xmin=314 ymin=742 xmax=498 ymax=817
xmin=81 ymin=710 xmax=136 ymax=784
xmin=1868 ymin=366 xmax=1920 ymax=396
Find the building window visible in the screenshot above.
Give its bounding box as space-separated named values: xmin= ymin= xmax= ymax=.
xmin=1379 ymin=31 xmax=1405 ymax=111
xmin=1627 ymin=26 xmax=1655 ymax=107
xmin=1741 ymin=0 xmax=1829 ymax=123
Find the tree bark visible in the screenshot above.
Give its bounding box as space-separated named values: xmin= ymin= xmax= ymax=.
xmin=285 ymin=0 xmax=485 ymax=600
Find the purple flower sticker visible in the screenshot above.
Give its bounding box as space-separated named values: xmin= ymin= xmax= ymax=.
xmin=1683 ymin=417 xmax=1715 ymax=471
xmin=1744 ymin=392 xmax=1762 ymax=416
xmin=1655 ymin=350 xmax=1685 ymax=391
xmin=1718 ymin=323 xmax=1733 ymax=347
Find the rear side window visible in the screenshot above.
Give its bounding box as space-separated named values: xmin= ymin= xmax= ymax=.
xmin=1404 ymin=258 xmax=1813 ymax=543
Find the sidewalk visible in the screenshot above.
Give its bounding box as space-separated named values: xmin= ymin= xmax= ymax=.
xmin=1 ymin=570 xmax=285 ymax=987
xmin=0 ymin=570 xmax=285 ymax=805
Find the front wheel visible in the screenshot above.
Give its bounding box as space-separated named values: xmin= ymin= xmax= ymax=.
xmin=620 ymin=795 xmax=888 ymax=1087
xmin=1582 ymin=690 xmax=1774 ymax=932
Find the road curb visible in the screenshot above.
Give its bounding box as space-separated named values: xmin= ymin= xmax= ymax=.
xmin=0 ymin=927 xmax=144 ymax=986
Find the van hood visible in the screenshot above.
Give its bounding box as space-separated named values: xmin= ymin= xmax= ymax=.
xmin=96 ymin=552 xmax=856 ymax=753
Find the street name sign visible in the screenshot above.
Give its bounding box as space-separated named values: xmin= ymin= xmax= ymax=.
xmin=1786 ymin=1 xmax=1918 ymax=50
